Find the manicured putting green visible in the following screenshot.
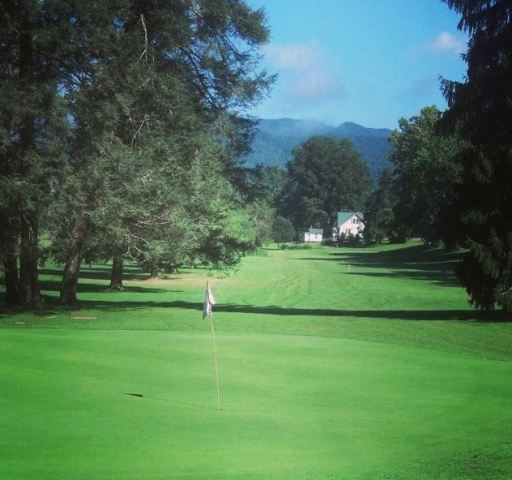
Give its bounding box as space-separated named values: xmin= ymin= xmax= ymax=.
xmin=2 ymin=329 xmax=511 ymax=480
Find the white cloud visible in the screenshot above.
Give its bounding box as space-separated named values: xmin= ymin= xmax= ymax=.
xmin=262 ymin=42 xmax=344 ymax=102
xmin=262 ymin=42 xmax=325 ymax=72
xmin=426 ymin=32 xmax=466 ymax=55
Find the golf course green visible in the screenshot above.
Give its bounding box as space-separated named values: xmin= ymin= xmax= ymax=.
xmin=1 ymin=241 xmax=511 ymax=479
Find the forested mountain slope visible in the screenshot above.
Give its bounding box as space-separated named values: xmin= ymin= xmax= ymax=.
xmin=244 ymin=118 xmax=392 ymax=180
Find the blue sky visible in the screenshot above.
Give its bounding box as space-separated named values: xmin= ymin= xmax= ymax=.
xmin=246 ymin=0 xmax=468 ymax=129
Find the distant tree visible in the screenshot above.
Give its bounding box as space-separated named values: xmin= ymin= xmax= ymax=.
xmin=244 ymin=201 xmax=274 ymax=246
xmin=272 ymin=217 xmax=295 ymax=244
xmin=244 ymin=165 xmax=286 ymax=206
xmin=389 ymin=106 xmax=463 ymax=245
xmin=440 ymin=0 xmax=512 ymax=312
xmin=363 ymin=170 xmax=397 ymax=244
xmin=280 ymin=136 xmax=372 ymax=231
xmin=241 ymin=165 xmax=287 ymax=246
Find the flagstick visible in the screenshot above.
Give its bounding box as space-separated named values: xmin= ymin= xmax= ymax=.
xmin=209 ymin=311 xmax=222 ymax=411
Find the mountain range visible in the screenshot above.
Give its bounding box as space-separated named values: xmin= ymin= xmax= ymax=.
xmin=243 ymin=118 xmax=393 ymax=180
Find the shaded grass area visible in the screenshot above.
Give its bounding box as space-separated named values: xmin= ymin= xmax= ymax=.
xmin=309 ymin=243 xmax=463 ymax=287
xmin=7 ymin=299 xmax=494 ymax=322
xmin=1 ymin=241 xmax=512 ymax=479
xmin=38 ymin=264 xmax=149 ymax=282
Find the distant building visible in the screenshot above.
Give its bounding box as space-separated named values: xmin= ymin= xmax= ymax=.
xmin=303 ymin=227 xmax=323 ymax=243
xmin=333 ymin=211 xmax=365 ymax=238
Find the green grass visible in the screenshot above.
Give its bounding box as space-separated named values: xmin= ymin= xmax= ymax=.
xmin=1 ymin=241 xmax=511 ymax=479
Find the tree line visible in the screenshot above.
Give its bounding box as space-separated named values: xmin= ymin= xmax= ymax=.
xmin=0 ymin=0 xmax=274 ymax=306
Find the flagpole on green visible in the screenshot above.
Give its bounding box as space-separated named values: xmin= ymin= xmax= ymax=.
xmin=209 ymin=311 xmax=222 ymax=411
xmin=204 ymin=281 xmax=221 ymax=410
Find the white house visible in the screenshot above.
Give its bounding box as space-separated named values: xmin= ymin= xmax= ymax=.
xmin=303 ymin=227 xmax=323 ymax=243
xmin=333 ymin=211 xmax=365 ymax=238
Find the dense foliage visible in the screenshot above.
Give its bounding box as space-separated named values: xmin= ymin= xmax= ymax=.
xmin=0 ymin=0 xmax=272 ymax=305
xmin=363 ymin=170 xmax=397 ymax=244
xmin=441 ymin=0 xmax=512 ymax=312
xmin=271 ymin=216 xmax=296 ymax=244
xmin=387 ymin=106 xmax=463 ymax=245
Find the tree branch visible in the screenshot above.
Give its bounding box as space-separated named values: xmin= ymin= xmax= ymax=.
xmin=139 ymin=14 xmax=148 ymax=62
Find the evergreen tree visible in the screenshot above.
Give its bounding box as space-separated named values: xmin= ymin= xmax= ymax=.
xmin=1 ymin=1 xmax=273 ymax=305
xmin=244 ymin=201 xmax=274 ymax=246
xmin=0 ymin=0 xmax=71 ymax=305
xmin=244 ymin=165 xmax=286 ymax=206
xmin=49 ymin=0 xmax=272 ymax=303
xmin=441 ymin=0 xmax=512 ymax=312
xmin=0 ymin=0 xmax=126 ymax=305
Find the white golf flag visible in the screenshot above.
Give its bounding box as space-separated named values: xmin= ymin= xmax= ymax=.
xmin=203 ymin=281 xmax=216 ymax=319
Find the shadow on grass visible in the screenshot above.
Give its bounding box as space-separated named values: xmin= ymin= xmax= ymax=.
xmin=39 ymin=280 xmax=167 ymax=294
xmin=16 ymin=298 xmax=504 ymax=322
xmin=39 ymin=268 xmax=150 ymax=282
xmin=1 ymin=297 xmax=508 ymax=322
xmin=330 ymin=243 xmax=462 ymax=266
xmin=344 ymin=271 xmax=459 ymax=287
xmin=300 ymin=244 xmax=463 ymax=287
xmin=209 ymin=303 xmax=500 ymax=322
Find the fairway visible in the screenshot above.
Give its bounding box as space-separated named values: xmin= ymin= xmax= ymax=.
xmin=1 ymin=242 xmax=512 ymax=479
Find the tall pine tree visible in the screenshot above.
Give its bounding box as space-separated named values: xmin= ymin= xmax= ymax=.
xmin=0 ymin=0 xmax=75 ymax=305
xmin=441 ymin=0 xmax=512 ymax=312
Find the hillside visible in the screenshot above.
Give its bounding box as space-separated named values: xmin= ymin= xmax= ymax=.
xmin=244 ymin=118 xmax=393 ymax=180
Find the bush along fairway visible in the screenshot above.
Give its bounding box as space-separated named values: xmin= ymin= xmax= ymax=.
xmin=1 ymin=241 xmax=512 ymax=479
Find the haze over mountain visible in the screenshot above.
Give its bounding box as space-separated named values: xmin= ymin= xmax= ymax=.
xmin=244 ymin=118 xmax=392 ymax=180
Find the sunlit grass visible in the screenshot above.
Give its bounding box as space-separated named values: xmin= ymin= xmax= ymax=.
xmin=1 ymin=241 xmax=511 ymax=479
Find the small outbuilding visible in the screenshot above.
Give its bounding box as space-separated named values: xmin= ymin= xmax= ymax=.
xmin=303 ymin=227 xmax=323 ymax=243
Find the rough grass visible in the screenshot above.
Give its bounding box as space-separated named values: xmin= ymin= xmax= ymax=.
xmin=1 ymin=241 xmax=511 ymax=479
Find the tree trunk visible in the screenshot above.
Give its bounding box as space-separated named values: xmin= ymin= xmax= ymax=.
xmin=109 ymin=255 xmax=124 ymax=291
xmin=148 ymin=261 xmax=158 ymax=279
xmin=3 ymin=251 xmax=19 ymax=305
xmin=17 ymin=13 xmax=40 ymax=307
xmin=1 ymin=207 xmax=20 ymax=305
xmin=19 ymin=213 xmax=40 ymax=306
xmin=60 ymin=214 xmax=88 ymax=305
